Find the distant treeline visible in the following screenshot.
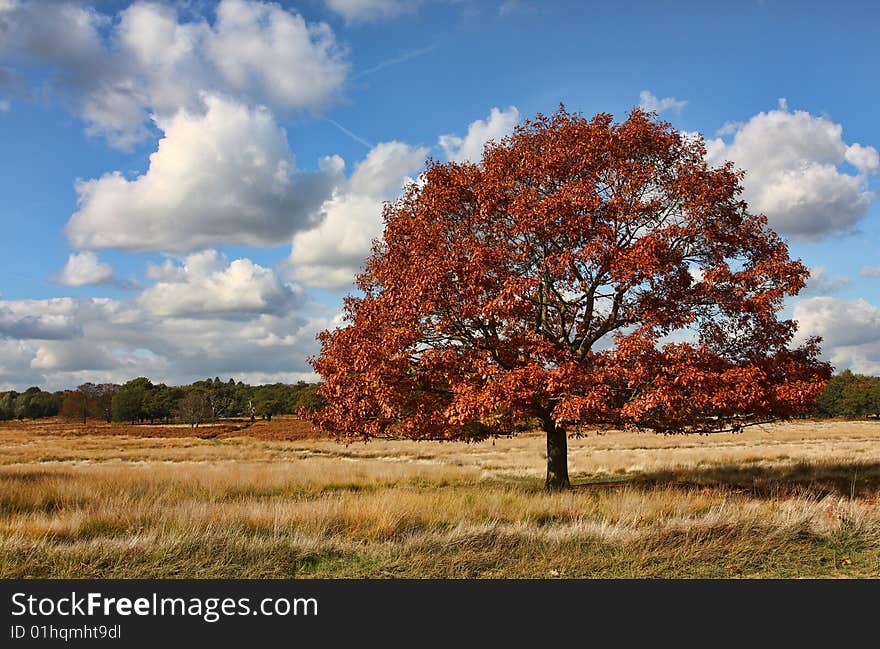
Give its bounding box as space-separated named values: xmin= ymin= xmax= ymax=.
xmin=0 ymin=377 xmax=324 ymax=427
xmin=814 ymin=370 xmax=880 ymax=419
xmin=2 ymin=371 xmax=879 ymax=425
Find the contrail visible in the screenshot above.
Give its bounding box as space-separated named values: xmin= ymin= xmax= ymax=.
xmin=324 ymin=118 xmax=374 ymax=150
xmin=352 ymin=45 xmax=437 ymax=80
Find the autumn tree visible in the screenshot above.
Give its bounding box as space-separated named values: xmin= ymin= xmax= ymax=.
xmin=307 ymin=107 xmax=831 ymax=490
xmin=61 ymin=383 xmax=118 ymax=424
xmin=61 ymin=383 xmax=98 ymax=424
xmin=92 ymin=384 xmax=118 ymax=423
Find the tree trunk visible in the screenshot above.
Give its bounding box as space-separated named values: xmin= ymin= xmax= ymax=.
xmin=542 ymin=415 xmax=570 ymax=490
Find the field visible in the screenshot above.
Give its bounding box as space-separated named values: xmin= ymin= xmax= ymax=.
xmin=1 ymin=416 xmax=879 ymax=578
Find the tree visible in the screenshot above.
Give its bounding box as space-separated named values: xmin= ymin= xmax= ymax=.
xmin=296 ymin=383 xmax=327 ymax=412
xmin=252 ymin=384 xmax=286 ymax=421
xmin=14 ymin=388 xmax=59 ymax=419
xmin=61 ymin=383 xmax=97 ymax=423
xmin=112 ymin=377 xmax=153 ymax=423
xmin=0 ymin=391 xmax=18 ymax=420
xmin=838 ymin=374 xmax=880 ymax=419
xmin=144 ymin=384 xmax=177 ymax=423
xmin=93 ymin=384 xmax=119 ymax=422
xmin=307 ymin=107 xmax=831 ymax=490
xmin=60 ymin=383 xmax=117 ymax=424
xmin=816 ymin=370 xmax=855 ymax=416
xmin=176 ymin=390 xmax=211 ymax=428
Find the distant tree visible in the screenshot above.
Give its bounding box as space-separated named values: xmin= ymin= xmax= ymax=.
xmin=60 ymin=383 xmax=116 ymax=424
xmin=815 ymin=371 xmax=880 ymax=419
xmin=838 ymin=375 xmax=880 ymax=418
xmin=14 ymin=388 xmax=59 ymax=419
xmin=206 ymin=380 xmax=234 ymax=421
xmin=296 ymin=384 xmax=326 ymax=412
xmin=61 ymin=383 xmax=98 ymax=423
xmin=253 ymin=384 xmax=286 ymax=421
xmin=112 ymin=377 xmax=153 ymax=423
xmin=816 ymin=371 xmax=854 ymax=417
xmin=176 ymin=390 xmax=211 ymax=428
xmin=230 ymin=382 xmax=255 ymax=419
xmin=144 ymin=384 xmax=178 ymax=423
xmin=0 ymin=391 xmax=18 ymax=420
xmin=93 ymin=384 xmax=118 ymax=422
xmin=308 ymin=106 xmax=831 ymax=489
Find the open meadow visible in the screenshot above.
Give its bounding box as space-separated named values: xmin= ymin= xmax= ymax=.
xmin=1 ymin=416 xmax=879 ymax=578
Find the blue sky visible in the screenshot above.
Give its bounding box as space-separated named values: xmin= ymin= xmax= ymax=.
xmin=0 ymin=0 xmax=878 ymax=390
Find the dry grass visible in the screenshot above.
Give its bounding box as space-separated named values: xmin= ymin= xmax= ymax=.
xmin=1 ymin=418 xmax=879 ymax=578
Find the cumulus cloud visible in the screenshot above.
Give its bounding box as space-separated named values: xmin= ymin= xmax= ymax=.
xmin=31 ymin=341 xmax=120 ymax=372
xmin=638 ymin=90 xmax=687 ymax=114
xmin=801 ymin=266 xmax=851 ymax=296
xmin=289 ymin=141 xmax=428 ymax=289
xmin=52 ymin=251 xmax=138 ymax=289
xmin=324 ymin=0 xmax=420 ymax=23
xmin=438 ymin=106 xmax=520 ymax=163
xmin=138 ymin=250 xmax=303 ymax=317
xmin=145 ymin=258 xmax=187 ymax=283
xmin=0 ymin=339 xmax=46 ymax=390
xmin=0 ymin=301 xmax=82 ymax=340
xmin=705 ymin=100 xmax=878 ymax=240
xmin=794 ymin=297 xmax=880 ymax=374
xmin=67 ymin=94 xmax=342 ymax=253
xmin=845 ymin=143 xmax=880 ymax=174
xmin=53 ymin=252 xmax=113 ymax=286
xmin=0 ymin=292 xmax=333 ymax=390
xmin=0 ymin=0 xmax=349 ymax=148
xmin=207 ymin=0 xmax=348 ymax=108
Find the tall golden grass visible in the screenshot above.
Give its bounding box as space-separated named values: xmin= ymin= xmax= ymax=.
xmin=1 ymin=418 xmax=879 ymax=577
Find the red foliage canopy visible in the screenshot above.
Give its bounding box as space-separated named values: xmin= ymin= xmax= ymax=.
xmin=308 ymin=108 xmax=831 ymax=445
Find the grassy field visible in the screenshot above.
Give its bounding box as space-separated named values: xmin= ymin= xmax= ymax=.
xmin=1 ymin=416 xmax=879 ymax=578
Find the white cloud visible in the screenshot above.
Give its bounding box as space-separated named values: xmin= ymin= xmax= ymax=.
xmin=52 ymin=251 xmax=137 ymax=289
xmin=793 ymin=297 xmax=880 ymax=375
xmin=138 ymin=250 xmax=302 ymax=317
xmin=0 ymin=98 xmax=9 ymax=111
xmin=705 ymin=100 xmax=877 ymax=240
xmin=346 ymin=140 xmax=427 ymax=196
xmin=0 ymin=339 xmax=48 ymax=390
xmin=324 ymin=0 xmax=420 ymax=23
xmin=146 ymin=258 xmax=187 ymax=283
xmin=0 ymin=0 xmax=349 ymax=148
xmin=0 ymin=292 xmax=335 ymax=390
xmin=53 ymin=251 xmax=113 ymax=286
xmin=801 ymin=266 xmax=850 ymax=296
xmin=438 ymin=106 xmax=520 ymax=163
xmin=638 ymin=90 xmax=687 ymax=114
xmin=207 ymin=0 xmax=348 ymax=109
xmin=289 ymin=141 xmax=428 ymax=289
xmin=66 ymin=94 xmax=342 ymax=253
xmin=861 ymin=265 xmax=880 ymax=279
xmin=845 ymin=142 xmax=880 ymax=174
xmin=715 ymin=120 xmax=742 ymax=136
xmin=31 ymin=341 xmax=119 ymax=372
xmin=0 ymin=300 xmax=82 ymax=340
